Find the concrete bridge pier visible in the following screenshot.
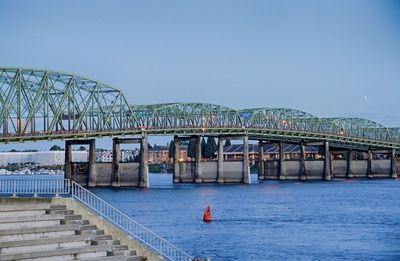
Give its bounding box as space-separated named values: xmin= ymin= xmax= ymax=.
xmin=112 ymin=138 xmax=121 ymax=187
xmin=299 ymin=141 xmax=306 ymax=180
xmin=324 ymin=141 xmax=331 ymax=180
xmin=112 ymin=137 xmax=149 ymax=188
xmin=139 ymin=136 xmax=149 ymax=188
xmin=391 ymin=149 xmax=397 ymax=178
xmin=173 ymin=136 xmax=180 ymax=183
xmin=243 ymin=136 xmax=250 ymax=184
xmin=278 ymin=141 xmax=285 ymax=180
xmin=195 ymin=136 xmax=203 ymax=183
xmin=65 ymin=139 xmax=96 ymax=187
xmin=367 ymin=149 xmax=374 ymax=178
xmin=347 ymin=149 xmax=354 ymax=178
xmin=258 ymin=141 xmax=265 ymax=180
xmin=217 ymin=136 xmax=225 ymax=183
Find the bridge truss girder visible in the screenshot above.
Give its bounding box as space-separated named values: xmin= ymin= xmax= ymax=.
xmin=0 ymin=67 xmax=399 ymax=150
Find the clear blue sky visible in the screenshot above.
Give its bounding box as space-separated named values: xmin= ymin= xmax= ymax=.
xmin=1 ymin=0 xmax=399 ymax=149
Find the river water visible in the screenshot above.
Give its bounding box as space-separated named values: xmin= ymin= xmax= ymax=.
xmin=2 ymin=174 xmax=399 ymax=260
xmin=89 ymin=174 xmax=400 ymax=261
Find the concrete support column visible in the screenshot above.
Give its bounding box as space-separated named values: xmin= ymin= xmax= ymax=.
xmin=217 ymin=137 xmax=224 ymax=183
xmin=258 ymin=141 xmax=265 ymax=180
xmin=347 ymin=149 xmax=354 ymax=178
xmin=323 ymin=141 xmax=331 ymax=180
xmin=299 ymin=141 xmax=306 ymax=180
xmin=65 ymin=141 xmax=72 ymax=180
xmin=367 ymin=149 xmax=373 ymax=178
xmin=173 ymin=136 xmax=180 ymax=183
xmin=139 ymin=136 xmax=149 ymax=188
xmin=112 ymin=138 xmax=121 ymax=187
xmin=243 ymin=136 xmax=250 ymax=184
xmin=195 ymin=136 xmax=203 ymax=183
xmin=391 ymin=149 xmax=397 ymax=179
xmin=278 ymin=141 xmax=285 ymax=180
xmin=88 ymin=139 xmax=97 ymax=187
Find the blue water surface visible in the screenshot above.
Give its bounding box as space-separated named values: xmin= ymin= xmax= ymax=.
xmin=89 ymin=174 xmax=400 ymax=261
xmin=2 ymin=174 xmax=399 ymax=260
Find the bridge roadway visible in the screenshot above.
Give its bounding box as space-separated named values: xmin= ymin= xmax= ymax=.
xmin=0 ymin=67 xmax=399 ymax=187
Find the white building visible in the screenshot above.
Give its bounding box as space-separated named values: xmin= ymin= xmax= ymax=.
xmin=0 ymin=151 xmax=88 ymax=166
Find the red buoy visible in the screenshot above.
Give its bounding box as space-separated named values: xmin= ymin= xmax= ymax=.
xmin=203 ymin=206 xmax=212 ymax=222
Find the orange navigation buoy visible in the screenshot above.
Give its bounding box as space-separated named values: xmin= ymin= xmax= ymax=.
xmin=203 ymin=206 xmax=212 ymax=222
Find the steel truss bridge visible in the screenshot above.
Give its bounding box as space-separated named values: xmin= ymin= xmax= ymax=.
xmin=0 ymin=67 xmax=399 ymax=150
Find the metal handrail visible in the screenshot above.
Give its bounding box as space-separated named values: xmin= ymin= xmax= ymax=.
xmin=71 ymin=181 xmax=193 ymax=261
xmin=0 ymin=178 xmax=194 ymax=261
xmin=0 ymin=178 xmax=70 ymax=197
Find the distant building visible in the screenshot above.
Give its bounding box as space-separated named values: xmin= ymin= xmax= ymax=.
xmin=0 ymin=151 xmax=87 ymax=166
xmin=96 ymin=149 xmax=138 ymax=162
xmin=148 ymin=145 xmax=188 ymax=164
xmin=223 ymin=144 xmax=320 ymax=163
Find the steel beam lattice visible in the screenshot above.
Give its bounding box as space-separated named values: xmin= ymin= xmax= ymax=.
xmin=0 ymin=67 xmax=399 ymax=150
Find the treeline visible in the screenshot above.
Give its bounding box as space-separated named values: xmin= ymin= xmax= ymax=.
xmin=168 ymin=138 xmax=232 ymax=159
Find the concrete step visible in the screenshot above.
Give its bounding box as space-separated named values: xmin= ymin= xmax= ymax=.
xmin=112 ymin=245 xmax=128 ymax=251
xmin=112 ymin=250 xmax=137 ymax=257
xmin=47 ymin=209 xmax=75 ymax=215
xmin=93 ymin=235 xmax=113 ymax=241
xmin=80 ymin=256 xmax=144 ymax=261
xmin=79 ymin=229 xmax=105 ymax=236
xmin=93 ymin=239 xmax=120 ymax=246
xmin=65 ymin=219 xmax=90 ymax=225
xmin=49 ymin=205 xmax=67 ymax=210
xmin=0 ymin=214 xmax=64 ymax=230
xmin=0 ymin=224 xmax=79 ymax=242
xmin=0 ymin=235 xmax=93 ymax=254
xmin=64 ymin=214 xmax=83 ymax=221
xmin=79 ymin=225 xmax=98 ymax=231
xmin=0 ymin=203 xmax=51 ymax=212
xmin=0 ymin=245 xmax=111 ymax=261
xmin=0 ymin=209 xmax=47 ymax=218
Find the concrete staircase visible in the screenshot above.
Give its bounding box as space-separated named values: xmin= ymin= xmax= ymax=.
xmin=0 ymin=203 xmax=145 ymax=261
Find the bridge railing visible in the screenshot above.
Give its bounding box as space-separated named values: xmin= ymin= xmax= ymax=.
xmin=0 ymin=178 xmax=194 ymax=261
xmin=0 ymin=178 xmax=70 ymax=197
xmin=71 ymin=181 xmax=194 ymax=261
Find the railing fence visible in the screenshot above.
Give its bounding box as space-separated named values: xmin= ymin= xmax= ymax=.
xmin=0 ymin=178 xmax=194 ymax=261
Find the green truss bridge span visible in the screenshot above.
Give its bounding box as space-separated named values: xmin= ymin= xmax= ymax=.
xmin=0 ymin=67 xmax=398 ymax=149
xmin=0 ymin=67 xmax=399 ymax=187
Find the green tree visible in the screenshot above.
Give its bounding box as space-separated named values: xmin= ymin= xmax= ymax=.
xmin=187 ymin=139 xmax=196 ymax=159
xmin=224 ymin=139 xmax=232 ymax=147
xmin=201 ymin=137 xmax=207 ymax=158
xmin=168 ymin=140 xmax=175 ymax=159
xmin=205 ymin=137 xmax=217 ymax=159
xmin=50 ymin=145 xmax=63 ymax=151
